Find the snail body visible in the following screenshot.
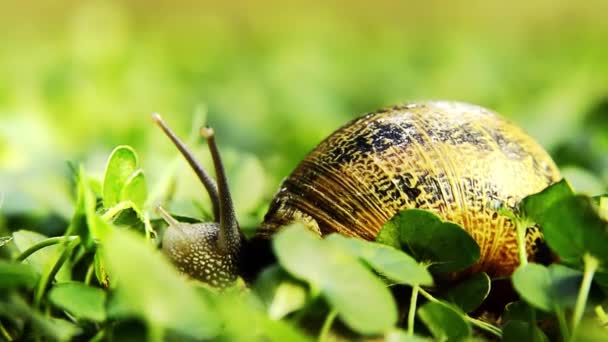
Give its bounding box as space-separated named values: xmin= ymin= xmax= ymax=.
xmin=154 ymin=101 xmax=560 ymax=285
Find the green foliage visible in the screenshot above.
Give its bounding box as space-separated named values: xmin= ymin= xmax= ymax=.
xmin=512 ymin=263 xmax=583 ymax=312
xmin=12 ymin=230 xmax=71 ymax=281
xmin=104 ymin=230 xmax=221 ymax=339
xmin=102 ymin=145 xmax=148 ymax=216
xmin=273 ymin=223 xmax=397 ymax=334
xmin=502 ymin=301 xmax=550 ymax=322
xmin=384 ymin=330 xmax=432 ymax=342
xmin=254 ymin=266 xmax=308 ymax=320
xmin=441 ymin=272 xmax=490 ymax=313
xmin=3 ymin=147 xmax=608 ymax=340
xmin=417 ymin=301 xmax=471 ymax=341
xmin=502 ymin=321 xmax=549 ymax=342
xmin=229 ymin=152 xmax=269 ymax=229
xmin=520 ymin=179 xmax=574 ymax=223
xmin=1 ymin=127 xmax=608 ymax=341
xmin=213 ymin=290 xmax=311 ymax=342
xmin=48 ymin=282 xmax=106 ymax=322
xmin=1 ymin=2 xmax=607 ymax=339
xmin=0 ymin=236 xmax=12 ymax=247
xmin=380 ymin=209 xmax=480 ymax=273
xmin=103 ymin=146 xmax=140 ymax=208
xmin=0 ymin=294 xmax=81 ymax=340
xmin=0 ymin=261 xmax=39 ymax=289
xmin=326 ymin=234 xmax=433 ymax=287
xmin=542 ymin=196 xmax=608 ymax=268
xmin=120 ymin=170 xmax=147 ymax=212
xmin=510 ymin=181 xmax=608 ymax=340
xmin=521 ymin=180 xmax=608 ymax=269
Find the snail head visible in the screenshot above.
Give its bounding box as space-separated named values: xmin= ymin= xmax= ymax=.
xmin=152 ymin=114 xmax=241 ymax=287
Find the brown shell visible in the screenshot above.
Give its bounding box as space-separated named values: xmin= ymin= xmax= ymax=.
xmin=259 ymin=101 xmax=561 ymax=277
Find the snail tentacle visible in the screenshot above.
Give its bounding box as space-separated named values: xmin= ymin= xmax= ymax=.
xmin=201 ymin=126 xmax=240 ymax=254
xmin=152 ymin=113 xmax=221 ymax=222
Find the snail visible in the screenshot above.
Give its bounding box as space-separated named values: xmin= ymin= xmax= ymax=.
xmin=153 ymin=101 xmax=561 ymax=287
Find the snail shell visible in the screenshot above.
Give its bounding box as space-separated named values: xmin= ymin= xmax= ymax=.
xmin=259 ymin=101 xmax=560 ymax=276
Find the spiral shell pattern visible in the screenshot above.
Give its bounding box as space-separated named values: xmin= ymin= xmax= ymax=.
xmin=260 ymin=101 xmax=560 ymax=276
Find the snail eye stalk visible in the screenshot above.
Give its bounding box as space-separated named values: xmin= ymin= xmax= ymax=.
xmin=153 ymin=114 xmax=241 ymax=286
xmin=152 ymin=113 xmax=221 ymax=222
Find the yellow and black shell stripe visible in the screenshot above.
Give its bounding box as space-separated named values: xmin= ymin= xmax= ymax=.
xmin=260 ymin=101 xmax=560 ymax=277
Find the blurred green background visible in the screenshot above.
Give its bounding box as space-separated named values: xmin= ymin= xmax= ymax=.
xmin=1 ymin=0 xmax=607 ymax=232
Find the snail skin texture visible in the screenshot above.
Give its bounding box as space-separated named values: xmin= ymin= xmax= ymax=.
xmin=258 ymin=101 xmax=561 ymax=277
xmin=154 ymin=101 xmax=561 ymax=285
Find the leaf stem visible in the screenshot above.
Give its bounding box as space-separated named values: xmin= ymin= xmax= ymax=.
xmin=419 ymin=287 xmax=501 ymax=338
xmin=408 ymin=286 xmax=419 ymax=335
xmin=529 ymin=308 xmax=537 ymax=342
xmin=103 ymin=201 xmax=156 ymax=242
xmin=34 ymin=236 xmax=81 ymax=306
xmin=418 ymin=288 xmax=439 ymax=303
xmin=142 ymin=211 xmax=157 ymax=241
xmin=15 ymin=236 xmax=79 ymax=262
xmin=465 ymin=316 xmax=502 ymax=338
xmin=555 ymin=307 xmax=569 ymax=342
xmin=89 ymin=328 xmax=106 ymax=342
xmin=102 ymin=201 xmax=133 ymax=221
xmin=595 ymin=305 xmax=608 ymax=326
xmin=148 ymin=324 xmax=164 ymax=342
xmin=0 ymin=321 xmax=12 ymax=341
xmin=515 ymin=219 xmax=529 ymax=266
xmin=0 ymin=236 xmax=12 ymax=247
xmin=84 ymin=262 xmax=95 ymax=285
xmin=318 ymin=310 xmax=338 ymax=342
xmin=571 ymin=253 xmax=599 ymax=340
xmin=598 ymin=197 xmax=608 ymax=220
